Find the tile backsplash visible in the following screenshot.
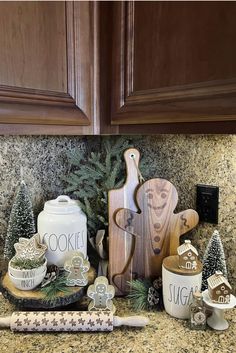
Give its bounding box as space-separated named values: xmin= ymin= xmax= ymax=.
xmin=0 ymin=135 xmax=235 ymax=291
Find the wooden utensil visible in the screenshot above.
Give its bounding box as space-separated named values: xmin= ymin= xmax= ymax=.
xmin=0 ymin=311 xmax=149 ymax=332
xmin=108 ymin=148 xmax=140 ymax=295
xmin=115 ymin=178 xmax=199 ymax=279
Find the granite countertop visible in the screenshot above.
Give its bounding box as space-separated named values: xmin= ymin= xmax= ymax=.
xmin=0 ymin=295 xmax=235 ymax=353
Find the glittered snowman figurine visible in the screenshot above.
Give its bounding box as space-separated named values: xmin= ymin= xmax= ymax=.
xmin=64 ymin=252 xmax=90 ymax=286
xmin=87 ymin=276 xmax=116 ymax=313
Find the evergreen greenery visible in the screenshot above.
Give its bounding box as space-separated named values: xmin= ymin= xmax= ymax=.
xmin=64 ymin=137 xmax=155 ymax=239
xmin=127 ymin=279 xmax=152 ymax=311
xmin=40 ymin=274 xmax=71 ymax=303
xmin=4 ymin=181 xmax=36 ymax=260
xmin=63 ymin=137 xmax=157 ymax=268
xmin=201 ymin=230 xmax=228 ymax=291
xmin=64 ymin=137 xmax=132 ymax=240
xmin=10 ymin=258 xmax=45 ymax=270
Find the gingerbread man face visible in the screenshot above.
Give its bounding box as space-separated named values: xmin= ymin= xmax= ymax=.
xmin=72 ymin=256 xmax=82 ymax=267
xmin=96 ymin=283 xmax=106 ymax=294
xmin=139 ymin=179 xmax=178 ymax=217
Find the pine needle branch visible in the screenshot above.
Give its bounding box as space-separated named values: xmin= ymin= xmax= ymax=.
xmin=63 ymin=137 xmax=133 ymax=242
xmin=127 ymin=279 xmax=152 ymax=311
xmin=11 ymin=258 xmax=45 ymax=270
xmin=40 ymin=274 xmax=71 ymax=303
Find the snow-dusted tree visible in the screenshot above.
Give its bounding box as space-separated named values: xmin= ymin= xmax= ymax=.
xmin=4 ymin=181 xmax=36 ymax=260
xmin=201 ymin=230 xmax=228 ymax=291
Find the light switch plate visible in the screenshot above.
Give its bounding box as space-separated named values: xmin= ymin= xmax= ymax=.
xmin=196 ymin=184 xmax=219 ymax=224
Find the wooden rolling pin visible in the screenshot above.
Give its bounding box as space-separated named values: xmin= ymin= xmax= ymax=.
xmin=0 ymin=311 xmax=149 ymax=332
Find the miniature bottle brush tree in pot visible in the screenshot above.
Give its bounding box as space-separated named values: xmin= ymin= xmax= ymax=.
xmin=4 ymin=181 xmax=36 ymax=260
xmin=201 ymin=230 xmax=228 ymax=291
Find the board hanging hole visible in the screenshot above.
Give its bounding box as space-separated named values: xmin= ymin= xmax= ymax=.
xmin=129 ymin=153 xmax=136 ymax=159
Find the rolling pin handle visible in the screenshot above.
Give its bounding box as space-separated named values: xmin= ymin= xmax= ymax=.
xmin=0 ymin=316 xmax=11 ymax=328
xmin=113 ymin=315 xmax=149 ymax=327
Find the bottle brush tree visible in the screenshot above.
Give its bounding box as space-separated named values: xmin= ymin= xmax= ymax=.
xmin=4 ymin=181 xmax=36 ymax=260
xmin=201 ymin=229 xmax=228 ymax=291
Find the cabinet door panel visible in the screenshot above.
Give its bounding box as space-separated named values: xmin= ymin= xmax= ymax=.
xmin=111 ymin=1 xmax=236 ymax=125
xmin=0 ymin=1 xmax=98 ymax=130
xmin=0 ymin=2 xmax=67 ymax=92
xmin=133 ymin=2 xmax=236 ymax=90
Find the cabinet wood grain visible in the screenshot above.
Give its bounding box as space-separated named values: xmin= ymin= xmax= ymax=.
xmin=110 ymin=2 xmax=236 ymax=126
xmin=1 ymin=1 xmax=236 ymax=134
xmin=0 ymin=1 xmax=99 ymax=133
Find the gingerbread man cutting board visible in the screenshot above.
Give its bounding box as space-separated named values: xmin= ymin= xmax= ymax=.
xmin=115 ymin=178 xmax=199 ymax=280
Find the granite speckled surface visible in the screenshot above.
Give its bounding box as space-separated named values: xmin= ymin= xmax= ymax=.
xmin=0 ymin=135 xmax=235 ymax=290
xmin=0 ymin=295 xmax=235 ymax=353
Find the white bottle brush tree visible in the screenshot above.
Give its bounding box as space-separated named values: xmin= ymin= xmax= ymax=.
xmin=201 ymin=230 xmax=228 ymax=291
xmin=4 ymin=181 xmax=36 ymax=260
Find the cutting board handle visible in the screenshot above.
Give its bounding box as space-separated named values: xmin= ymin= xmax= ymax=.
xmin=123 ymin=148 xmax=141 ymax=184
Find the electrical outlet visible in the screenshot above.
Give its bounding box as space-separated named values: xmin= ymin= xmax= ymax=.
xmin=196 ymin=184 xmax=219 ymax=224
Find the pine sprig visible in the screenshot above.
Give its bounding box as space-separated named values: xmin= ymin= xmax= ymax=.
xmin=127 ymin=279 xmax=152 ymax=311
xmin=40 ymin=274 xmax=71 ymax=303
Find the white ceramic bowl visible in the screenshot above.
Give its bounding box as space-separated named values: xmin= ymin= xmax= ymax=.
xmin=9 ymin=268 xmax=47 ymax=291
xmin=8 ymin=258 xmax=47 ymax=279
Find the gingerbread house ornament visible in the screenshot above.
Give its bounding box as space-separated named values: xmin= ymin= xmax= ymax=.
xmin=177 ymin=240 xmax=198 ymax=270
xmin=207 ymin=271 xmax=232 ymax=304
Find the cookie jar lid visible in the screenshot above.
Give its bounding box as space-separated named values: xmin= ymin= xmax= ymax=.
xmin=163 ymin=255 xmax=203 ymax=276
xmin=43 ymin=195 xmax=81 ymax=215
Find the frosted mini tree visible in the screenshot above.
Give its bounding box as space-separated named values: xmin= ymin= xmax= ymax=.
xmin=201 ymin=230 xmax=228 ymax=291
xmin=4 ymin=181 xmax=36 ymax=260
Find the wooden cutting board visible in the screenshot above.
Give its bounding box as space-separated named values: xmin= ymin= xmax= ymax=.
xmin=115 ymin=178 xmax=199 ymax=281
xmin=108 ymin=148 xmax=140 ymax=295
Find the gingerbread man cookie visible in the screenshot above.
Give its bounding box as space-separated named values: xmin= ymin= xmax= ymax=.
xmin=64 ymin=252 xmax=90 ymax=286
xmin=87 ymin=276 xmax=116 ymax=313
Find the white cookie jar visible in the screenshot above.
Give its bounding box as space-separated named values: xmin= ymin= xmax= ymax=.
xmin=37 ymin=195 xmax=87 ymax=267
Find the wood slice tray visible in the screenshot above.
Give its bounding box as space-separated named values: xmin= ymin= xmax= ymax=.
xmin=0 ymin=267 xmax=96 ymax=309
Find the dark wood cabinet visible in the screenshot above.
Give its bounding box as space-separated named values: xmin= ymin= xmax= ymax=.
xmin=107 ymin=1 xmax=236 ymax=132
xmin=0 ymin=1 xmax=99 ymax=134
xmin=1 ymin=1 xmax=236 ymax=134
